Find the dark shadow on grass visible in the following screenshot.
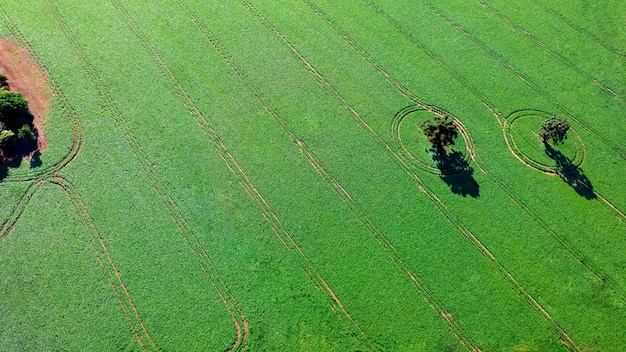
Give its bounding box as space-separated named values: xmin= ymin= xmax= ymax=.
xmin=0 ymin=156 xmax=21 ymax=182
xmin=544 ymin=143 xmax=596 ymax=200
xmin=430 ymin=147 xmax=479 ymax=198
xmin=0 ymin=162 xmax=7 ymax=180
xmin=30 ymin=150 xmax=42 ymax=169
xmin=0 ymin=136 xmax=36 ymax=182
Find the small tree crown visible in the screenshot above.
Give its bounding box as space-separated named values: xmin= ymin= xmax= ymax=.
xmin=419 ymin=115 xmax=458 ymax=150
xmin=539 ymin=116 xmax=570 ymax=145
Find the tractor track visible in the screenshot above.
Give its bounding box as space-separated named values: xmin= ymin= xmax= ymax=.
xmin=0 ymin=6 xmax=155 ymax=348
xmin=472 ymin=0 xmax=617 ymax=97
xmin=0 ymin=5 xmax=84 ymax=183
xmin=416 ymin=0 xmax=626 ymax=222
xmin=0 ymin=180 xmax=43 ymax=241
xmin=527 ymin=0 xmax=626 ymax=60
xmin=363 ymin=0 xmax=626 ymax=300
xmin=421 ymin=1 xmax=626 ymax=161
xmin=175 ymin=0 xmax=480 ymax=349
xmin=228 ymin=0 xmax=482 ymax=349
xmin=107 ymin=0 xmax=384 ymax=349
xmin=48 ymin=176 xmax=158 ymax=351
xmin=292 ymin=0 xmax=586 ymax=349
xmin=42 ymin=1 xmax=249 ymax=349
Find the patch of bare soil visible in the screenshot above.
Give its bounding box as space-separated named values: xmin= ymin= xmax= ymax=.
xmin=0 ymin=37 xmax=51 ymax=151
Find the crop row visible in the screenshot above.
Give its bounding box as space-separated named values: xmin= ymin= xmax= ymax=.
xmin=361 ymin=0 xmax=626 ymax=296
xmin=2 ymin=0 xmax=623 ymax=349
xmin=41 ymin=0 xmax=250 ymax=349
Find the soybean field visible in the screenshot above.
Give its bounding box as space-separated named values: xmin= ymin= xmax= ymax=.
xmin=0 ymin=1 xmax=624 ymax=351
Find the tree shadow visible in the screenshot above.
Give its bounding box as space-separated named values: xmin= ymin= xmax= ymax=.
xmin=0 ymin=156 xmax=22 ymax=182
xmin=544 ymin=143 xmax=596 ymax=199
xmin=30 ymin=150 xmax=42 ymax=169
xmin=0 ymin=162 xmax=7 ymax=180
xmin=430 ymin=147 xmax=480 ymax=198
xmin=0 ymin=129 xmax=36 ymax=182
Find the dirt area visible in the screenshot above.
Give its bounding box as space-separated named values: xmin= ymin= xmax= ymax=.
xmin=0 ymin=37 xmax=51 ymax=151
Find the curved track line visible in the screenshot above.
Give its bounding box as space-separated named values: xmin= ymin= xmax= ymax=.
xmin=0 ymin=6 xmax=84 ymax=183
xmin=363 ymin=0 xmax=626 ymax=299
xmin=0 ymin=180 xmax=43 ymax=240
xmin=392 ymin=105 xmax=476 ymax=175
xmin=175 ymin=0 xmax=478 ymax=349
xmin=400 ymin=0 xmax=626 ymax=223
xmin=198 ymin=1 xmax=483 ymax=349
xmin=42 ymin=1 xmax=249 ymax=349
xmin=527 ymin=0 xmax=626 ymax=60
xmin=0 ymin=8 xmax=153 ymax=348
xmin=106 ymin=0 xmax=387 ymax=349
xmin=48 ymin=176 xmax=158 ymax=350
xmin=295 ymin=1 xmax=585 ymax=350
xmin=421 ymin=1 xmax=626 ymax=161
xmin=0 ymin=175 xmax=154 ymax=350
xmin=472 ymin=0 xmax=617 ymax=97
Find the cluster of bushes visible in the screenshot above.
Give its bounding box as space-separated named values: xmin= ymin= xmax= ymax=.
xmin=0 ymin=73 xmax=37 ymax=159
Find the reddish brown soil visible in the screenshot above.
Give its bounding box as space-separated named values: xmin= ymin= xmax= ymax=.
xmin=0 ymin=37 xmax=51 ymax=151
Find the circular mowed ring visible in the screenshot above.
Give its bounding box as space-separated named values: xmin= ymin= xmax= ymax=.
xmin=504 ymin=109 xmax=585 ymax=175
xmin=391 ymin=105 xmax=473 ymax=175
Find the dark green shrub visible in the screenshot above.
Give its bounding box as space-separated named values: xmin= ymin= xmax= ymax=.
xmin=17 ymin=124 xmax=36 ymax=141
xmin=0 ymin=90 xmax=30 ymax=120
xmin=0 ymin=129 xmax=17 ymax=149
xmin=0 ymin=76 xmax=37 ymax=160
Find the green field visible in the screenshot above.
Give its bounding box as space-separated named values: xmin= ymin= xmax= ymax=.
xmin=1 ymin=1 xmax=624 ymax=351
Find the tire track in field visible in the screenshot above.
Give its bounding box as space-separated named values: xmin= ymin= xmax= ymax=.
xmin=206 ymin=0 xmax=481 ymax=349
xmin=0 ymin=5 xmax=84 ymax=183
xmin=414 ymin=1 xmax=626 ymax=222
xmin=107 ymin=0 xmax=379 ymax=349
xmin=104 ymin=0 xmax=381 ymax=349
xmin=472 ymin=0 xmax=618 ymax=97
xmin=0 ymin=174 xmax=154 ymax=350
xmin=42 ymin=1 xmax=249 ymax=350
xmin=527 ymin=0 xmax=626 ymax=60
xmin=0 ymin=180 xmax=43 ymax=241
xmin=422 ymin=1 xmax=626 ymax=161
xmin=427 ymin=2 xmax=626 ymax=160
xmin=1 ymin=7 xmax=156 ymax=350
xmin=176 ymin=1 xmax=478 ymax=350
xmin=48 ymin=176 xmax=158 ymax=351
xmin=0 ymin=7 xmax=152 ymax=347
xmin=295 ymin=1 xmax=585 ymax=350
xmin=363 ymin=0 xmax=626 ymax=300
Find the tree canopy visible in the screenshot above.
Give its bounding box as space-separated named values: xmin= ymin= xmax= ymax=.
xmin=539 ymin=116 xmax=570 ymax=145
xmin=419 ymin=115 xmax=459 ymax=150
xmin=0 ymin=75 xmax=36 ymax=159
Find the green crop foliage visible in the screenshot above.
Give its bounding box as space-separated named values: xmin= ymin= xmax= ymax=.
xmin=1 ymin=0 xmax=624 ymax=350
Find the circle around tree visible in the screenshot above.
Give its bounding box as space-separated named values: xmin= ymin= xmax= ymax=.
xmin=504 ymin=109 xmax=584 ymax=174
xmin=392 ymin=105 xmax=472 ymax=175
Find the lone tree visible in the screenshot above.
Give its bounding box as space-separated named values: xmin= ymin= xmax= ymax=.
xmin=539 ymin=116 xmax=570 ymax=145
xmin=419 ymin=115 xmax=459 ymax=151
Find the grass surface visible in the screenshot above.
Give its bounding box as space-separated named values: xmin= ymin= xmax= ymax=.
xmin=1 ymin=1 xmax=624 ymax=351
